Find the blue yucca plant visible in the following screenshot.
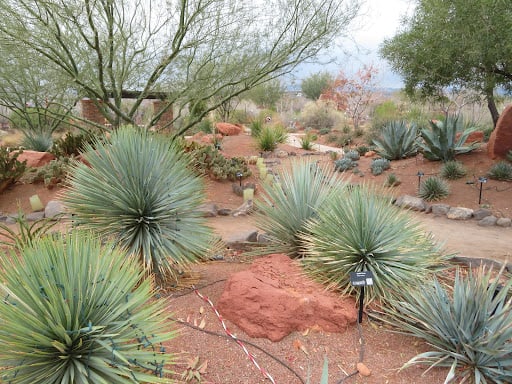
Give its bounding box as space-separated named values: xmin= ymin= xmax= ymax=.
xmin=0 ymin=232 xmax=175 ymax=383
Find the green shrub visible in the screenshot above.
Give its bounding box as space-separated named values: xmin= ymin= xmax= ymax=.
xmin=371 ymin=100 xmax=401 ymax=131
xmin=250 ymin=119 xmax=263 ymax=137
xmin=334 ymin=158 xmax=357 ymax=172
xmin=419 ymin=176 xmax=449 ymax=201
xmin=300 ymin=132 xmax=316 ymax=150
xmin=0 ymin=232 xmax=174 ymax=383
xmin=370 ymin=158 xmax=391 ymax=175
xmin=300 ymin=184 xmax=447 ymax=303
xmin=64 ymin=126 xmax=213 ymax=282
xmin=256 ymin=125 xmax=287 ymax=151
xmin=383 ymin=266 xmax=512 ymax=384
xmin=418 ymin=115 xmax=479 ymax=162
xmin=372 ymin=120 xmax=418 ymax=160
xmin=51 ymin=131 xmax=97 ymax=157
xmin=507 ymin=149 xmax=512 ymax=162
xmin=440 ymin=160 xmax=467 ymax=180
xmin=300 ymin=101 xmax=341 ymax=130
xmin=253 ymin=159 xmax=347 ymax=258
xmin=356 ymin=145 xmax=370 ymax=155
xmin=0 ymin=146 xmax=27 ymax=193
xmin=487 ymin=161 xmax=512 ymax=181
xmin=189 ymin=144 xmax=251 ymax=181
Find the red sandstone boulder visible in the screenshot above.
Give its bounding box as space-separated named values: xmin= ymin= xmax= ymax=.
xmin=217 ymin=254 xmax=357 ymax=342
xmin=215 ymin=122 xmax=242 ymax=136
xmin=17 ymin=151 xmax=56 ymax=167
xmin=456 ymin=130 xmax=484 ymax=144
xmin=488 ymin=104 xmax=512 ymax=159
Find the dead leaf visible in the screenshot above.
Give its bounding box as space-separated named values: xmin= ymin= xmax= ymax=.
xmin=301 ymin=328 xmax=310 ymax=336
xmin=199 ymin=318 xmax=206 ymax=329
xmin=199 ymin=306 xmax=205 ymax=314
xmin=293 ymin=339 xmax=309 ymax=355
xmin=198 ymin=360 xmax=208 ymax=374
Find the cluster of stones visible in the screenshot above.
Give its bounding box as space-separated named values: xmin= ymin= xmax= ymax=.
xmin=394 ymin=195 xmax=512 ymax=228
xmin=0 ymin=200 xmax=65 ymax=224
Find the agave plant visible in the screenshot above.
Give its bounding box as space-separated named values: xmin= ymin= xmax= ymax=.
xmin=64 ymin=126 xmax=213 ymax=282
xmin=0 ymin=232 xmax=174 ymax=383
xmin=300 ymin=184 xmax=448 ymax=303
xmin=372 ymin=120 xmax=418 ymax=160
xmin=417 ymin=115 xmax=479 ymax=162
xmin=254 ymin=159 xmax=348 ymax=258
xmin=383 ymin=266 xmax=512 ymax=384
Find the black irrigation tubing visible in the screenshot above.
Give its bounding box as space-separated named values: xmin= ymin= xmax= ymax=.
xmin=168 ymin=316 xmax=306 ymax=384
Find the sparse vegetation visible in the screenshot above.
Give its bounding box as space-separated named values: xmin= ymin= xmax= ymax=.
xmin=440 ymin=160 xmax=467 ymax=180
xmin=419 ymin=176 xmax=449 ymax=201
xmin=487 ymin=161 xmax=512 ymax=181
xmin=0 ymin=146 xmax=27 ymax=193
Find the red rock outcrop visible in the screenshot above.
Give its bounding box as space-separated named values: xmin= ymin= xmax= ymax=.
xmin=215 ymin=122 xmax=242 ymax=136
xmin=17 ymin=151 xmax=56 ymax=167
xmin=488 ymin=104 xmax=512 ymax=159
xmin=217 ymin=253 xmax=357 ymax=342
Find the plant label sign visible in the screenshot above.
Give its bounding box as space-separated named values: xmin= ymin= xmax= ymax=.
xmin=350 ymin=271 xmax=374 ymax=287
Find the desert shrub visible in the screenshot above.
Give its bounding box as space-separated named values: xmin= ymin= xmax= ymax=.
xmin=0 ymin=232 xmax=174 ymax=383
xmin=256 ymin=124 xmax=288 ymax=151
xmin=300 ymin=132 xmax=316 ymax=150
xmin=228 ymin=109 xmax=251 ymax=124
xmin=20 ymin=131 xmax=54 ymax=152
xmin=253 ymin=159 xmax=347 ymax=258
xmin=318 ymin=127 xmax=331 ymax=135
xmin=300 ymin=101 xmax=342 ymax=131
xmin=384 ymin=173 xmax=401 ymax=187
xmin=300 ymin=184 xmax=447 ymax=303
xmin=372 ymin=120 xmax=418 ymax=160
xmin=417 ymin=115 xmax=479 ymax=162
xmin=0 ymin=146 xmax=27 ymax=193
xmin=383 ymin=266 xmax=512 ymax=384
xmin=487 ymin=161 xmax=512 ymax=181
xmin=371 ymin=100 xmax=401 ymax=130
xmin=188 ymin=144 xmax=251 ymax=181
xmin=334 ymin=157 xmax=357 ymax=172
xmin=440 ymin=160 xmax=467 ymax=180
xmin=63 ymin=126 xmax=213 ymax=282
xmin=51 ymin=131 xmax=97 ymax=157
xmin=419 ymin=176 xmax=449 ymax=201
xmin=356 ymin=145 xmax=370 ymax=155
xmin=250 ymin=119 xmax=263 ymax=137
xmin=196 ymin=118 xmax=213 ymax=134
xmin=370 ymin=158 xmax=391 ymax=176
xmin=26 ymin=156 xmax=72 ymax=188
xmin=344 ymin=149 xmax=360 ymax=161
xmin=507 ymin=149 xmax=512 ymax=162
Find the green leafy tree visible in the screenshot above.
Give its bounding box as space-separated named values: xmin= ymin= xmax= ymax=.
xmin=244 ymin=79 xmax=284 ymax=110
xmin=301 ymin=71 xmax=334 ymax=100
xmin=380 ymin=0 xmax=512 ymax=126
xmin=0 ymin=0 xmax=361 ymax=135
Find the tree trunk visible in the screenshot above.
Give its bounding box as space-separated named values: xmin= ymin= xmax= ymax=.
xmin=486 ymin=90 xmax=500 ymax=127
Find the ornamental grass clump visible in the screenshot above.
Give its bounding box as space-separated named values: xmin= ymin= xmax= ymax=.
xmin=0 ymin=232 xmax=175 ymax=383
xmin=383 ymin=266 xmax=512 ymax=384
xmin=419 ymin=176 xmax=449 ymax=201
xmin=300 ymin=184 xmax=448 ymax=303
xmin=487 ymin=161 xmax=512 ymax=181
xmin=64 ymin=126 xmax=213 ymax=282
xmin=440 ymin=160 xmax=467 ymax=180
xmin=254 ymin=159 xmax=348 ymax=258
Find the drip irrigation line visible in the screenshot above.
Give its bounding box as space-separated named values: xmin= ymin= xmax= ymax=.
xmin=166 ymin=279 xmax=226 ymax=298
xmin=168 ymin=317 xmax=306 ymax=384
xmin=336 ymin=321 xmax=365 ymax=384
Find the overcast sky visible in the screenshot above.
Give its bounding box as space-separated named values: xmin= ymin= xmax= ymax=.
xmin=293 ymin=0 xmax=415 ymax=89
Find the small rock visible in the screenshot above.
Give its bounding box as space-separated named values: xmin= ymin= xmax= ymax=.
xmin=478 ymin=216 xmax=497 ymax=227
xmin=364 ymin=150 xmax=376 ymax=158
xmin=45 ymin=200 xmax=66 ymax=219
xmin=197 ymin=203 xmax=218 ymax=217
xmin=496 ymin=217 xmax=512 ymax=227
xmin=275 ymin=150 xmax=288 ymax=158
xmin=394 ymin=195 xmax=426 ymax=211
xmin=431 ymin=204 xmax=450 ymax=216
xmin=26 ymin=212 xmax=45 ymax=221
xmin=447 ymin=207 xmax=473 ymax=220
xmin=232 ymin=200 xmax=253 ymax=217
xmin=17 ymin=151 xmax=56 ymax=167
xmin=473 ymin=208 xmax=493 ymax=220
xmin=246 ymin=231 xmax=259 ymax=243
xmin=217 ymin=208 xmax=232 ymax=216
xmin=356 ymin=362 xmax=371 ymax=377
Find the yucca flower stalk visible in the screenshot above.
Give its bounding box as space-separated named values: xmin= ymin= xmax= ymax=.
xmin=384 ymin=266 xmax=512 ymax=384
xmin=0 ymin=232 xmax=175 ymax=383
xmin=254 ymin=159 xmax=348 ymax=258
xmin=300 ymin=184 xmax=449 ymax=303
xmin=63 ymin=126 xmax=213 ymax=282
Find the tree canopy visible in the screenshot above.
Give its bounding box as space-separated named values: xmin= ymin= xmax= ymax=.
xmin=301 ymin=71 xmax=334 ymax=100
xmin=380 ymin=0 xmax=512 ymax=126
xmin=0 ymin=0 xmax=361 ymax=136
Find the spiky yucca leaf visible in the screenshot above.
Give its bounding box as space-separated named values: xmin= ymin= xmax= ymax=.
xmin=419 ymin=176 xmax=449 ymax=201
xmin=0 ymin=232 xmax=175 ymax=383
xmin=63 ymin=126 xmax=212 ymax=282
xmin=254 ymin=159 xmax=348 ymax=258
xmin=372 ymin=120 xmax=418 ymax=160
xmin=300 ymin=184 xmax=448 ymax=303
xmin=384 ymin=266 xmax=512 ymax=384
